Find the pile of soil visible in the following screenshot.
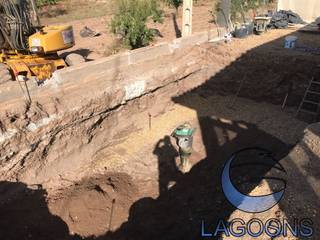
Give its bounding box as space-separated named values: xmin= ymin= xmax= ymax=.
xmin=50 ymin=173 xmax=139 ymax=238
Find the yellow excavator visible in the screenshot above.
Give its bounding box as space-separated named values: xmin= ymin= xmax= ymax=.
xmin=0 ymin=0 xmax=83 ymax=84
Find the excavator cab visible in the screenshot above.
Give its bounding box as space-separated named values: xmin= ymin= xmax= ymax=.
xmin=0 ymin=0 xmax=82 ymax=83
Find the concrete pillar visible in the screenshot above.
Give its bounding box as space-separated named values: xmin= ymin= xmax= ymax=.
xmin=182 ymin=0 xmax=193 ymax=37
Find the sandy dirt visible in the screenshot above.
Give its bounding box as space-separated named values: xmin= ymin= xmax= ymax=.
xmin=0 ymin=29 xmax=319 ymax=239
xmin=0 ymin=93 xmax=312 ymax=239
xmin=51 ymin=1 xmax=215 ymax=60
xmin=56 ymin=27 xmax=320 ymax=239
xmin=0 ymin=6 xmax=320 ymax=238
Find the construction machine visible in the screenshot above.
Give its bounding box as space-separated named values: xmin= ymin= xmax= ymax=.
xmin=0 ymin=0 xmax=83 ymax=84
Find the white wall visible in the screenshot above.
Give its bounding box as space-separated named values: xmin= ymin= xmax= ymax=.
xmin=278 ymin=0 xmax=320 ymax=23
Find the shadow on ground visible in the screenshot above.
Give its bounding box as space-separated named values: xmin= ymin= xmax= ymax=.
xmin=97 ymin=27 xmax=320 ymax=239
xmin=0 ymin=182 xmax=70 ymax=240
xmin=172 ymin=13 xmax=182 ymax=38
xmin=99 ymin=118 xmax=289 ymax=240
xmin=60 ymin=48 xmax=93 ymax=61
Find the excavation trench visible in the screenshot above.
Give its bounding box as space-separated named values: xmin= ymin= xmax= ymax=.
xmin=0 ymin=29 xmax=319 ymax=239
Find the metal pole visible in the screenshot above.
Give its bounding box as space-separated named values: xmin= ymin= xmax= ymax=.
xmin=182 ymin=0 xmax=193 ymax=37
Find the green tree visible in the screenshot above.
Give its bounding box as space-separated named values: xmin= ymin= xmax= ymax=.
xmin=111 ymin=0 xmax=163 ymax=49
xmin=36 ymin=0 xmax=57 ymax=7
xmin=165 ymin=0 xmax=183 ymax=14
xmin=230 ymin=0 xmax=267 ymax=21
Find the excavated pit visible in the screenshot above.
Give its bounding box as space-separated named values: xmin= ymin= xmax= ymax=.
xmin=0 ymin=29 xmax=320 ymax=239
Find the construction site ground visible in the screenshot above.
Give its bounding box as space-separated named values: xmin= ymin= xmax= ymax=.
xmin=50 ymin=0 xmax=216 ymax=59
xmin=0 ymin=3 xmax=320 ymax=239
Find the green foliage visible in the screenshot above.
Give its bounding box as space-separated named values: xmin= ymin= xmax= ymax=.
xmin=111 ymin=0 xmax=164 ymax=49
xmin=230 ymin=0 xmax=267 ymax=21
xmin=209 ymin=0 xmax=221 ymax=24
xmin=36 ymin=0 xmax=58 ymax=7
xmin=214 ymin=0 xmax=269 ymax=22
xmin=165 ymin=0 xmax=183 ymax=11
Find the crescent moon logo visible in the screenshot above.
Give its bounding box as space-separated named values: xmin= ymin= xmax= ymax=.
xmin=221 ymin=148 xmax=286 ymax=213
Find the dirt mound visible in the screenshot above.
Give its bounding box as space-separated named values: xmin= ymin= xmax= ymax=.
xmin=49 ymin=173 xmax=139 ymax=238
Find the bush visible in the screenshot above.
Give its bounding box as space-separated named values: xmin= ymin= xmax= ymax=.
xmin=36 ymin=0 xmax=58 ymax=7
xmin=213 ymin=0 xmax=270 ymax=22
xmin=165 ymin=0 xmax=183 ymax=12
xmin=230 ymin=0 xmax=267 ymax=21
xmin=111 ymin=0 xmax=163 ymax=49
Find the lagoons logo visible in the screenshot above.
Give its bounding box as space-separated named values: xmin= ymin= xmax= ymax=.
xmin=201 ymin=148 xmax=314 ymax=238
xmin=221 ymin=148 xmax=286 ymax=213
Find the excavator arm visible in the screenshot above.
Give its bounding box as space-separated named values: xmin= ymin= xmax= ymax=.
xmin=0 ymin=0 xmax=38 ymax=51
xmin=0 ymin=0 xmax=80 ymax=83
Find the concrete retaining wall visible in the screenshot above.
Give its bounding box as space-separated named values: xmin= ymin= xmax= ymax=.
xmin=1 ymin=29 xmax=224 ymax=109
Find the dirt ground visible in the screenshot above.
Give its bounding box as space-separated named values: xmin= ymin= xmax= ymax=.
xmin=0 ymin=93 xmax=311 ymax=239
xmin=53 ymin=27 xmax=320 ymax=239
xmin=1 ymin=2 xmax=320 ymax=238
xmin=1 ymin=93 xmax=317 ymax=239
xmin=45 ymin=0 xmax=216 ymax=60
xmin=41 ymin=0 xmax=278 ymax=60
xmin=1 ymin=29 xmax=320 ymax=239
xmin=54 ymin=7 xmax=320 ymax=109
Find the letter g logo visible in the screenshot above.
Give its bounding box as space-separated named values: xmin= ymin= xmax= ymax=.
xmin=221 ymin=148 xmax=286 ymax=213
